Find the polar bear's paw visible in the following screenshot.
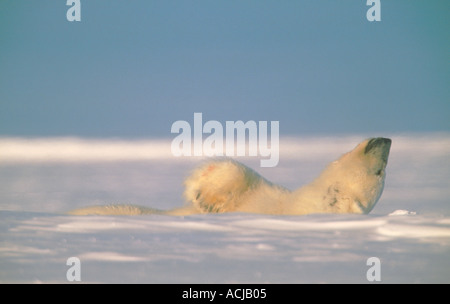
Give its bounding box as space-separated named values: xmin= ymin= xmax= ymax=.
xmin=183 ymin=159 xmax=263 ymax=213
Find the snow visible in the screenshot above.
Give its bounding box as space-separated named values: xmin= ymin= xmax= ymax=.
xmin=1 ymin=134 xmax=449 ymax=283
xmin=388 ymin=210 xmax=417 ymax=216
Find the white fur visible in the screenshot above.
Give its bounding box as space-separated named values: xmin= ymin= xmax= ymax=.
xmin=69 ymin=138 xmax=391 ymax=216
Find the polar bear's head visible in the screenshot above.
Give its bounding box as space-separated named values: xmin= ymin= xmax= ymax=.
xmin=317 ymin=137 xmax=391 ymax=214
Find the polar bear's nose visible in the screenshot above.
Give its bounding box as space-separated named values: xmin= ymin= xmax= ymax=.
xmin=364 ymin=137 xmax=391 ymax=154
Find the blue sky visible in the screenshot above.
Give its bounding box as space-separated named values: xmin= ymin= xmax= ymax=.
xmin=0 ymin=0 xmax=448 ymax=138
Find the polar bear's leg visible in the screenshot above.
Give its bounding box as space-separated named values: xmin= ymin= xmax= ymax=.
xmin=183 ymin=159 xmax=265 ymax=213
xmin=67 ymin=204 xmax=162 ymax=215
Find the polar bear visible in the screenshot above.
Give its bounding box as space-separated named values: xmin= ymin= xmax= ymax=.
xmin=69 ymin=137 xmax=391 ymax=216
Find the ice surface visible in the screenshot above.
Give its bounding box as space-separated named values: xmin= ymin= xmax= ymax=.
xmin=0 ymin=134 xmax=449 ymax=283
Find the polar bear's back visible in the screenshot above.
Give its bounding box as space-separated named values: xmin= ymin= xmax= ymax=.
xmin=184 ymin=159 xmax=291 ymax=214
